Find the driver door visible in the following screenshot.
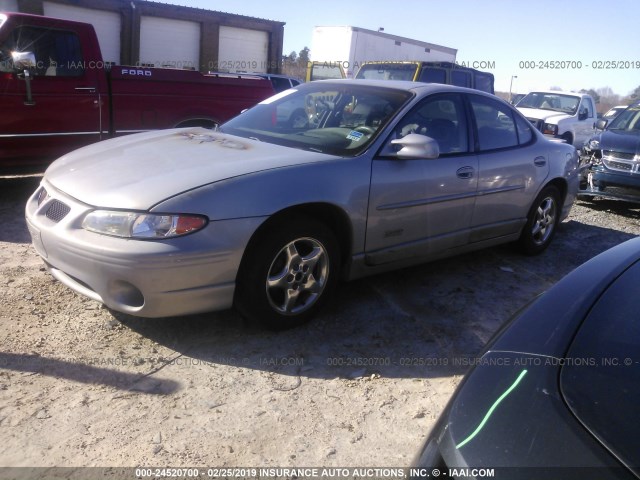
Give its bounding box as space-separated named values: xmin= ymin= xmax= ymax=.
xmin=365 ymin=93 xmax=478 ymax=266
xmin=0 ymin=25 xmax=102 ymax=167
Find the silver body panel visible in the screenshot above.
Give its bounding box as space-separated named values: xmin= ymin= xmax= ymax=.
xmin=25 ymin=80 xmax=579 ymax=318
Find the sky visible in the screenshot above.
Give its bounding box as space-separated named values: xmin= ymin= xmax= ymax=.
xmin=171 ymin=0 xmax=640 ymax=96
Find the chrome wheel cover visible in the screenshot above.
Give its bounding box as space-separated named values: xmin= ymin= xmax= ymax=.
xmin=265 ymin=237 xmax=329 ymax=315
xmin=531 ymin=196 xmax=557 ymax=246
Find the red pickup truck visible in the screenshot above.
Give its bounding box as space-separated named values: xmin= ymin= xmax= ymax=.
xmin=0 ymin=12 xmax=276 ymax=171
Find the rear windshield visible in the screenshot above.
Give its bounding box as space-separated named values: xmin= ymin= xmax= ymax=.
xmin=356 ymin=63 xmax=418 ymax=81
xmin=560 ymin=260 xmax=640 ymax=472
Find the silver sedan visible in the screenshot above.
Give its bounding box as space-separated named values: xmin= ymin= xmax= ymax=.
xmin=25 ymin=80 xmax=579 ymax=329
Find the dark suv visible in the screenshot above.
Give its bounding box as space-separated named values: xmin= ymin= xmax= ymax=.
xmin=355 ymin=61 xmax=494 ymax=94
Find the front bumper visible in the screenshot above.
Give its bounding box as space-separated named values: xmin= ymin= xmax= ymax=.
xmin=579 ymin=164 xmax=640 ymax=203
xmin=25 ymin=180 xmax=266 ymax=318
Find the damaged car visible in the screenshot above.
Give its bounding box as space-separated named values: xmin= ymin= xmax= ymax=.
xmin=579 ymin=101 xmax=640 ymax=203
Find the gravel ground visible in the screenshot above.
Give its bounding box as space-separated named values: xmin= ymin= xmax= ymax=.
xmin=0 ymin=175 xmax=639 ymax=471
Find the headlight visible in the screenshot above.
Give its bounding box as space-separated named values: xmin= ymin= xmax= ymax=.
xmin=589 ymin=139 xmax=600 ymax=150
xmin=542 ymin=123 xmax=558 ymax=136
xmin=82 ymin=210 xmax=208 ymax=239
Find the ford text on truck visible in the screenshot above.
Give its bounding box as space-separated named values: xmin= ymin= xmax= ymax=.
xmin=516 ymin=91 xmax=597 ymax=147
xmin=0 ymin=12 xmax=276 ymax=171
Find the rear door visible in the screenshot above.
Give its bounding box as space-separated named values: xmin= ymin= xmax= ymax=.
xmin=366 ymin=92 xmax=478 ymax=265
xmin=0 ymin=24 xmax=102 ymax=167
xmin=467 ymin=94 xmax=548 ymax=242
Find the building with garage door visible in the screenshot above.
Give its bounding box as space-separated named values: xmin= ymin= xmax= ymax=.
xmin=0 ymin=0 xmax=284 ymax=73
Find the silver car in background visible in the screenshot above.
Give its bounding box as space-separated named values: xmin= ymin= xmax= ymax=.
xmin=25 ymin=80 xmax=579 ymax=329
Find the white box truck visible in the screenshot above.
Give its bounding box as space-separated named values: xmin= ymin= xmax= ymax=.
xmin=310 ymin=26 xmax=457 ymax=78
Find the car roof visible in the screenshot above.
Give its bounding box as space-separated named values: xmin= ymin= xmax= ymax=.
xmin=524 ymin=90 xmax=586 ymax=97
xmin=309 ymin=78 xmax=497 ymax=98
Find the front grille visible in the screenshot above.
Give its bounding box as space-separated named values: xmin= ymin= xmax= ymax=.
xmin=45 ymin=200 xmax=71 ymax=223
xmin=603 ymin=150 xmax=636 ymax=161
xmin=603 ymin=160 xmax=633 ymax=172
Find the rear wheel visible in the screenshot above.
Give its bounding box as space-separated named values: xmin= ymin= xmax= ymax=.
xmin=234 ymin=217 xmax=340 ymax=330
xmin=519 ymin=185 xmax=561 ymax=255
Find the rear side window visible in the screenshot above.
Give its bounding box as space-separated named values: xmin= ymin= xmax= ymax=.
xmin=470 ymin=95 xmax=518 ymax=151
xmin=1 ymin=26 xmax=83 ymax=76
xmin=451 ymin=70 xmax=471 ymax=88
xmin=474 ymin=73 xmax=494 ymax=94
xmin=270 ymin=76 xmax=292 ymax=93
xmin=419 ymin=67 xmax=446 ymax=84
xmin=515 ymin=114 xmax=534 ymax=145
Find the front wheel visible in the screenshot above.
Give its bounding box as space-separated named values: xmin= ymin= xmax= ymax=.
xmin=518 ymin=185 xmax=561 ymax=255
xmin=234 ymin=217 xmax=341 ymax=330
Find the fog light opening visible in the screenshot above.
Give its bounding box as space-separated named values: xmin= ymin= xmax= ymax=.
xmin=110 ymin=280 xmax=144 ymax=308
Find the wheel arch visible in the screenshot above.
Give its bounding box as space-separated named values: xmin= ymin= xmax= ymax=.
xmin=237 ymin=202 xmax=353 ymax=280
xmin=543 ymin=177 xmax=568 ymax=204
xmin=174 ymin=118 xmax=219 ymax=129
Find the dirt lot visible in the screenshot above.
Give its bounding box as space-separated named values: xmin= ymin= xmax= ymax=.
xmin=1 ymin=176 xmax=639 ymax=470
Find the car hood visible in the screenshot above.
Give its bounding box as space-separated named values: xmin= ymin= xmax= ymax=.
xmin=517 ymin=107 xmax=570 ymax=122
xmin=45 ymin=128 xmax=334 ymax=210
xmin=598 ymin=129 xmax=640 ymax=154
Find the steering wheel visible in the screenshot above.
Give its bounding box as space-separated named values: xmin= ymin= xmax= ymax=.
xmin=354 ymin=126 xmax=375 ymax=135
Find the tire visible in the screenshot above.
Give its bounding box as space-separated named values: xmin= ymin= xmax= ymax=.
xmin=234 ymin=217 xmax=341 ymax=330
xmin=561 ymin=132 xmax=573 ymax=146
xmin=518 ymin=185 xmax=561 ymax=255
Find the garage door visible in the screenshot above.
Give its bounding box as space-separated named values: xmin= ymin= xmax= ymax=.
xmin=43 ymin=2 xmax=121 ymax=65
xmin=218 ymin=26 xmax=268 ymax=73
xmin=140 ymin=16 xmax=200 ymax=70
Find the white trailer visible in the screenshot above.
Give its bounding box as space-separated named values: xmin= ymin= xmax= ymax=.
xmin=311 ymin=26 xmax=457 ymax=78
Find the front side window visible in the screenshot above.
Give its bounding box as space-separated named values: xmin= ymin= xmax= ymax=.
xmin=470 ymin=95 xmax=519 ymax=151
xmin=580 ymin=97 xmax=595 ymax=118
xmin=0 ymin=26 xmax=83 ymax=76
xmin=392 ymin=93 xmax=469 ymax=155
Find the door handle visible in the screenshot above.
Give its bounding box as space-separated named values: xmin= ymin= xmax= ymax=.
xmin=456 ymin=166 xmax=474 ymax=179
xmin=534 ymin=156 xmax=547 ymax=167
xmin=75 ymin=87 xmax=96 ymax=92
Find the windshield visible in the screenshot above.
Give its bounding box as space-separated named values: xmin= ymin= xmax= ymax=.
xmin=603 ymin=106 xmax=626 ymax=119
xmin=607 ymin=105 xmax=640 ymax=131
xmin=516 ymin=92 xmax=580 ymax=115
xmin=355 ymin=63 xmax=418 ymax=81
xmin=219 ymin=82 xmax=413 ymax=157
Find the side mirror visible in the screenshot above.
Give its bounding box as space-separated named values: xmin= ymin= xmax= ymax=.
xmin=578 ymin=109 xmax=588 ymax=121
xmin=390 ymin=133 xmax=440 ymax=159
xmin=11 ymin=51 xmax=36 ymax=71
xmin=595 ymin=119 xmax=608 ymax=130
